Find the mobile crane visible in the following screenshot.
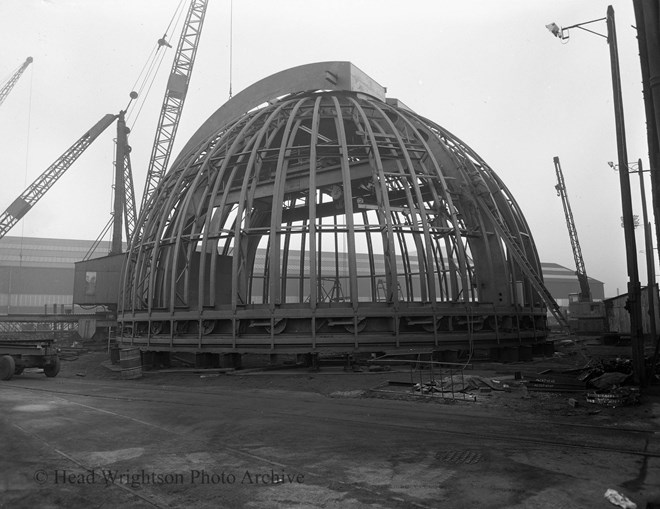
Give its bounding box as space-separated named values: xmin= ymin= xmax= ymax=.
xmin=553 ymin=156 xmax=605 ymax=332
xmin=0 ymin=112 xmax=118 ymax=380
xmin=0 ymin=57 xmax=32 ymax=110
xmin=0 ymin=1 xmax=210 ymax=372
xmin=553 ymin=156 xmax=591 ymax=302
xmin=11 ymin=0 xmax=209 ymax=256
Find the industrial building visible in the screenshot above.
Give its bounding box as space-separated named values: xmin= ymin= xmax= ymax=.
xmin=541 ymin=262 xmax=604 ymax=307
xmin=0 ymin=235 xmax=604 ymax=317
xmin=0 ymin=235 xmax=112 ymax=315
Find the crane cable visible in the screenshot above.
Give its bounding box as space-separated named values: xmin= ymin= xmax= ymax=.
xmin=14 ymin=62 xmax=34 ymax=312
xmin=125 ymin=0 xmax=187 ymax=130
xmin=91 ymin=0 xmax=187 ymax=253
xmin=229 ymin=0 xmax=233 ymax=99
xmin=126 ymin=47 xmax=168 ymax=130
xmin=162 ymin=0 xmax=187 ymax=38
xmin=20 ymin=64 xmax=34 ymax=211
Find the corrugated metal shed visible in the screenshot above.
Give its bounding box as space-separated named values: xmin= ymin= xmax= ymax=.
xmin=603 ymin=285 xmax=659 ymax=335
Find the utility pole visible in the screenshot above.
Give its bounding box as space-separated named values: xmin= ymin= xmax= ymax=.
xmin=607 ymin=6 xmax=646 ymax=385
xmin=636 ymin=160 xmax=658 ymax=369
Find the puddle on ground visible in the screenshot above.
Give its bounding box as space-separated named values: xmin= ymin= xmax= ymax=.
xmin=74 ymin=447 xmax=145 ymax=467
xmin=12 ymin=403 xmax=57 ymax=412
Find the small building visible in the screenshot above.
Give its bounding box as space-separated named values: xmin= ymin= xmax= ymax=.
xmin=603 ymin=286 xmax=660 ymax=336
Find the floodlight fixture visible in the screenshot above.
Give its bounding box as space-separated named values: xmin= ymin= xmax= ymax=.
xmin=545 ymin=17 xmax=607 ymax=42
xmin=545 ymin=22 xmax=564 ymax=39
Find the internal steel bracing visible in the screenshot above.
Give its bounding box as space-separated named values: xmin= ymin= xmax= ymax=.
xmin=118 ymin=69 xmax=549 ymax=352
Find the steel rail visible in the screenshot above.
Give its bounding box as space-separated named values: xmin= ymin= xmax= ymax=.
xmin=5 ymin=379 xmax=658 ymax=459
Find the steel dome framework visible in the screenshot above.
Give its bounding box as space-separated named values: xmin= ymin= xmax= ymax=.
xmin=118 ymin=62 xmax=550 ymax=353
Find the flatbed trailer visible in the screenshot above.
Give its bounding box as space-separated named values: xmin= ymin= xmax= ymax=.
xmin=0 ymin=339 xmax=60 ymax=380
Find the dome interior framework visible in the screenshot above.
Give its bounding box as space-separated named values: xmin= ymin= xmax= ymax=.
xmin=118 ymin=62 xmax=552 ymax=352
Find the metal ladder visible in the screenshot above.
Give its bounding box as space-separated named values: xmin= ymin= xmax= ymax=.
xmin=476 ymin=199 xmax=570 ymax=330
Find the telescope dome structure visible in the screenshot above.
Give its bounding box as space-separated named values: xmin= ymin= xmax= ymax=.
xmin=118 ymin=62 xmax=551 ymax=354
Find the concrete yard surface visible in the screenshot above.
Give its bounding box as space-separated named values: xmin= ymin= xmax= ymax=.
xmin=1 ymin=344 xmax=659 ymax=508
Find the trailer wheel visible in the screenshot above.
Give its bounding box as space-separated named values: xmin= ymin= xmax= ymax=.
xmin=44 ymin=357 xmax=60 ymax=378
xmin=0 ymin=355 xmax=15 ymax=381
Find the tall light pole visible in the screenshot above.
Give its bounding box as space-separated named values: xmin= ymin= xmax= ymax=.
xmin=636 ymin=160 xmax=657 ymax=358
xmin=548 ymin=6 xmax=646 ymax=385
xmin=610 ymin=159 xmax=657 ymax=369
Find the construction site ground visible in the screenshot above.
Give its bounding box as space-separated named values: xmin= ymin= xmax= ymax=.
xmin=1 ymin=333 xmax=659 ymax=509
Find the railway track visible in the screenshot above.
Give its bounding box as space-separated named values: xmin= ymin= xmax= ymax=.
xmin=4 ymin=377 xmax=658 ymax=459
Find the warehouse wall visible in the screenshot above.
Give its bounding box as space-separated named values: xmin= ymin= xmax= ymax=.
xmin=0 ymin=236 xmax=115 ymax=315
xmin=0 ymin=236 xmax=606 ymax=315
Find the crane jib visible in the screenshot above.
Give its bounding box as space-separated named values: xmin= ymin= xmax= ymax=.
xmin=0 ymin=113 xmax=117 ymax=240
xmin=0 ymin=56 xmax=33 ymax=110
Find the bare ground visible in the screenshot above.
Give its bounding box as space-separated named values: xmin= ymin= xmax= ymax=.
xmin=52 ymin=334 xmax=660 ymax=430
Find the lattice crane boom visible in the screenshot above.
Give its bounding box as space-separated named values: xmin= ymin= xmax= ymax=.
xmin=0 ymin=113 xmax=117 ymax=240
xmin=553 ymin=156 xmax=592 ymax=302
xmin=0 ymin=57 xmax=32 ymax=109
xmin=139 ymin=0 xmax=209 ymax=219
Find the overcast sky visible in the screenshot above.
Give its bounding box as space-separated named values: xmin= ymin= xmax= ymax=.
xmin=0 ymin=0 xmax=651 ymax=298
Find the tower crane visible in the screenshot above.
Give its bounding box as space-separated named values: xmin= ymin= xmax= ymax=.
xmin=138 ymin=0 xmax=209 ymax=228
xmin=0 ymin=57 xmax=32 ymax=110
xmin=553 ymin=156 xmax=592 ymax=302
xmin=0 ymin=114 xmax=117 ymax=240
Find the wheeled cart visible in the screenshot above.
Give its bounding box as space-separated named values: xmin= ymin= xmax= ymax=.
xmin=0 ymin=339 xmax=60 ymax=381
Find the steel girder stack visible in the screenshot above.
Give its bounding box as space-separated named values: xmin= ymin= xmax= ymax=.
xmin=117 ymin=62 xmax=552 ymax=354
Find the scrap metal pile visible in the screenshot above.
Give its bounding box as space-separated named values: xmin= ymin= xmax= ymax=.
xmin=522 ymin=355 xmax=645 ymax=408
xmin=368 ymin=347 xmax=655 ymax=409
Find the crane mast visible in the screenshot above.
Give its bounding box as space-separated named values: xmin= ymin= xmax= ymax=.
xmin=0 ymin=57 xmax=32 ymax=110
xmin=112 ymin=110 xmax=137 ymax=253
xmin=553 ymin=156 xmax=592 ymax=302
xmin=0 ymin=114 xmax=117 ymax=240
xmin=139 ymin=0 xmax=209 ymax=219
